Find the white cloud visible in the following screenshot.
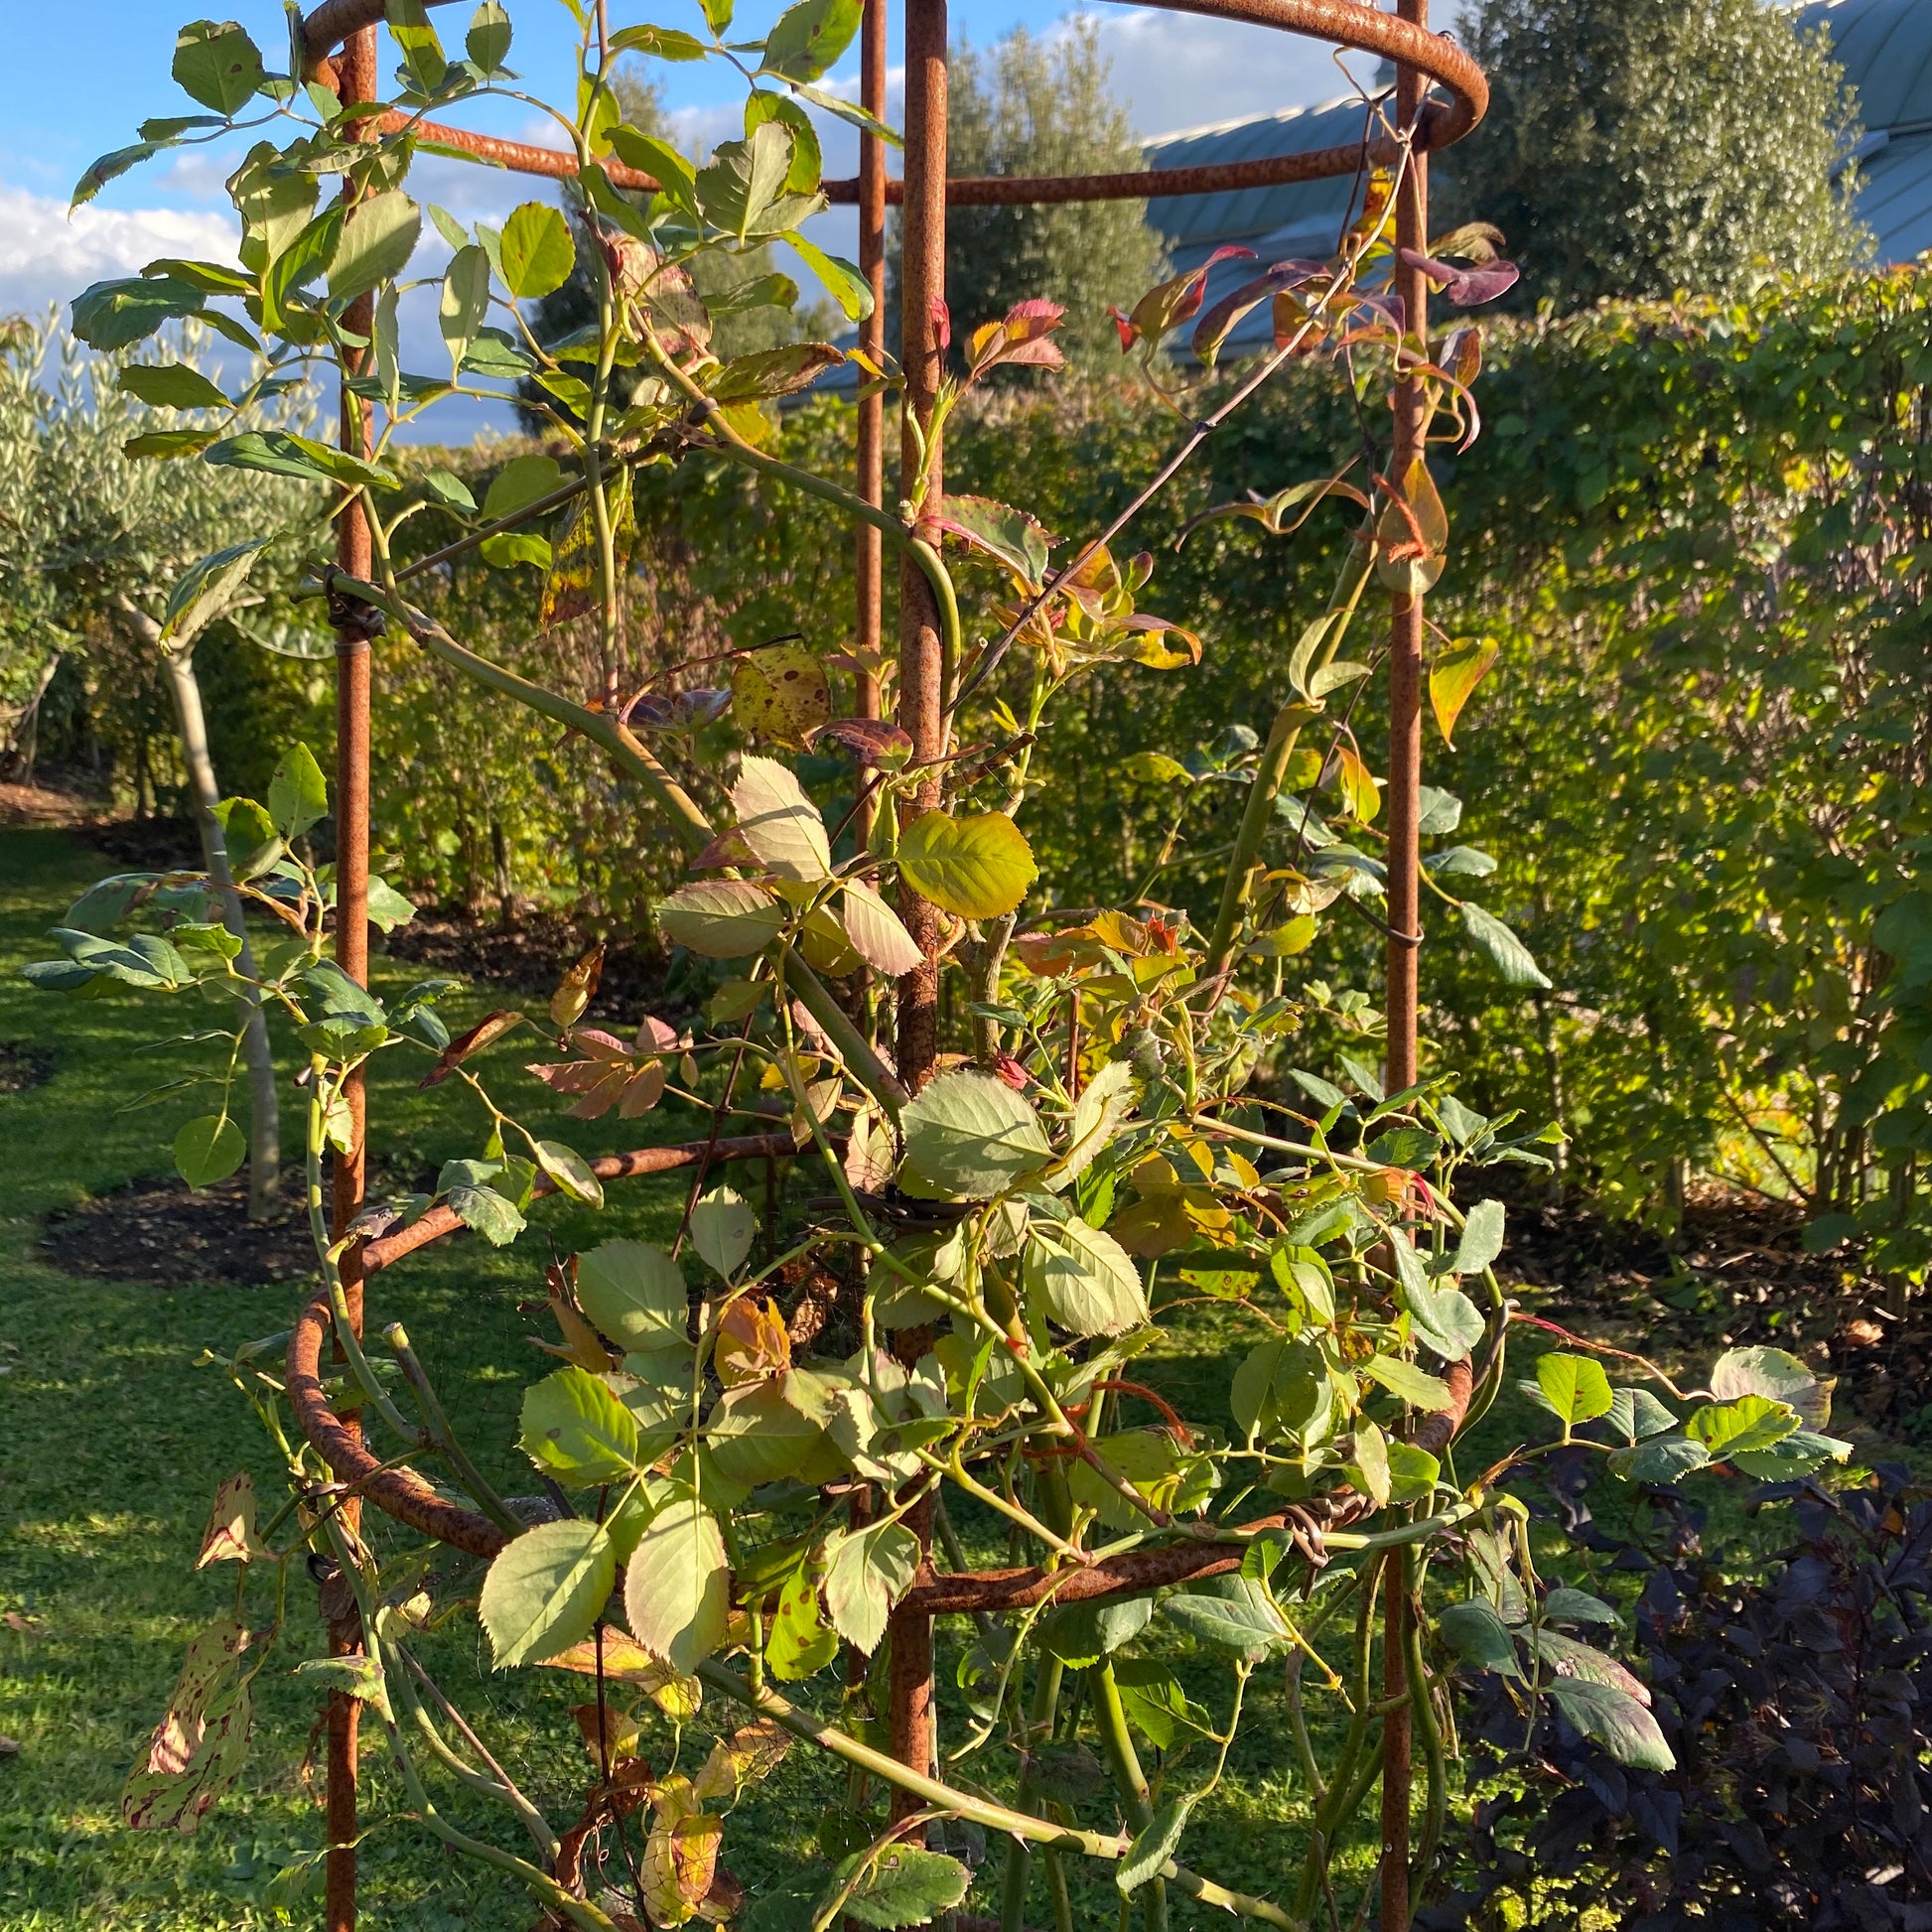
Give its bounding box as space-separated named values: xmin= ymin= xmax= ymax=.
xmin=1069 ymin=7 xmax=1358 ymax=136
xmin=0 ymin=179 xmax=235 ymax=320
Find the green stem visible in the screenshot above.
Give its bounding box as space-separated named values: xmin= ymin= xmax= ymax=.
xmin=1089 ymin=1659 xmax=1168 ymax=1932
xmin=693 ymin=1663 xmax=1306 ymax=1930
xmin=1200 ymin=535 xmax=1374 ymax=983
xmin=1297 ymin=1555 xmax=1384 ymax=1918
xmin=383 ymin=1322 xmax=524 ymax=1539
xmin=394 ymin=602 xmax=714 ymax=852
xmin=1402 ymin=1551 xmax=1447 ymax=1903
xmin=788 ymin=952 xmax=908 ymax=1123
xmin=1001 ymin=1460 xmax=1075 ymax=1932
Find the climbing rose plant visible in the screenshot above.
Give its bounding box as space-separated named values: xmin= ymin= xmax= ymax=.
xmin=32 ymin=5 xmax=1856 ymax=1928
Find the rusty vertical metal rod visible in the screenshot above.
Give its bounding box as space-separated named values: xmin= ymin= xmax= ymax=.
xmin=326 ymin=26 xmax=378 ymax=1932
xmin=888 ymin=0 xmax=948 ymax=1829
xmin=853 ymin=0 xmax=889 ymax=845
xmin=1382 ymin=6 xmax=1431 ymax=1928
xmin=894 ymin=0 xmax=948 ymax=1100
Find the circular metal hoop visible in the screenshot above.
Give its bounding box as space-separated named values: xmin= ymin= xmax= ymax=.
xmin=298 ymin=0 xmax=1485 ymax=206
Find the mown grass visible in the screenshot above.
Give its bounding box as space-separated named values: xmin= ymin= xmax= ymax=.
xmin=0 ymin=823 xmax=1872 ymax=1932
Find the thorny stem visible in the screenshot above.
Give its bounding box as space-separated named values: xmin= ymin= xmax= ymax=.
xmin=1198 ymin=532 xmax=1378 ymax=983
xmin=1089 ymin=1658 xmax=1169 ymax=1932
xmin=952 ymin=133 xmax=1418 ymax=715
xmin=382 ymin=1322 xmax=523 ymax=1538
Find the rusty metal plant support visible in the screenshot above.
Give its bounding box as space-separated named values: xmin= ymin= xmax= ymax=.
xmin=290 ymin=1 xmax=1486 ymax=1924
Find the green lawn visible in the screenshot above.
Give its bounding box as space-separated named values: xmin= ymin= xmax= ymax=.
xmin=0 ymin=823 xmax=1861 ymax=1932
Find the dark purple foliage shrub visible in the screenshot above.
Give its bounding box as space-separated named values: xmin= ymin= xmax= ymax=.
xmin=1426 ymin=1466 xmax=1932 ymax=1930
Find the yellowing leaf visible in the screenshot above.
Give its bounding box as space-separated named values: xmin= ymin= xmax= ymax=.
xmin=1430 ymin=637 xmax=1498 ymax=747
xmin=1335 ymin=746 xmax=1382 ymax=824
xmin=625 ymin=1496 xmax=730 ymax=1676
xmin=897 ymin=809 xmax=1037 ymax=919
xmin=730 ymin=643 xmax=831 ymax=747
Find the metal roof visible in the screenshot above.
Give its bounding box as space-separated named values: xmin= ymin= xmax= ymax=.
xmin=1130 ymin=0 xmax=1932 ymax=352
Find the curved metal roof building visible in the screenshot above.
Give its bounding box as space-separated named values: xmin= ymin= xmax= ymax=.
xmin=1135 ymin=0 xmax=1932 ymax=349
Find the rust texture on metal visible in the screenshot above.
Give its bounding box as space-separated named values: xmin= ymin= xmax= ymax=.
xmin=852 ymin=0 xmax=889 ymax=847
xmin=885 ymin=0 xmax=950 ymax=1823
xmin=299 ymin=0 xmax=1486 ymax=209
xmin=324 ymin=28 xmax=378 ymax=1932
xmin=892 ymin=0 xmax=949 ymax=1102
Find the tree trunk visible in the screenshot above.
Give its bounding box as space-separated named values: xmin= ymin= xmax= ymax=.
xmin=2 ymin=649 xmax=62 ymax=781
xmin=129 ymin=603 xmax=282 ymax=1219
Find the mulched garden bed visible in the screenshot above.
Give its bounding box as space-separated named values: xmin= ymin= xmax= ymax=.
xmin=382 ymin=903 xmax=699 ymax=1028
xmin=0 ymin=1040 xmax=55 ymax=1094
xmin=1484 ymin=1173 xmax=1926 ymax=1436
xmin=41 ymin=1174 xmax=317 ymax=1288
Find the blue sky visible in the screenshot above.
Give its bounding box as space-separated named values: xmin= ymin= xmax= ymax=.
xmin=0 ymin=3 xmax=1346 ymax=434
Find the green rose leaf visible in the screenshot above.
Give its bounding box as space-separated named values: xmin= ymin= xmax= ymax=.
xmin=1460 ymin=901 xmax=1553 ymax=990
xmin=173 ymin=20 xmax=266 ymax=114
xmin=479 ymin=1519 xmax=615 ymax=1668
xmin=116 ymin=362 xmax=228 ymax=411
xmin=576 ymin=1240 xmax=686 ymax=1351
xmin=499 ymin=202 xmax=576 ymax=300
xmin=824 ymin=1846 xmax=971 ymax=1930
xmin=71 ymin=277 xmax=205 ymax=352
xmin=732 ymin=757 xmax=830 ymax=880
xmin=1447 ymin=1197 xmax=1505 ymax=1276
xmin=897 ymin=808 xmax=1037 ymax=919
xmin=625 ymin=1495 xmax=730 ymax=1674
xmin=1534 ymin=1351 xmax=1614 ymax=1428
xmin=759 ymin=0 xmax=863 ymax=82
xmin=822 ymin=1518 xmax=921 ymax=1655
xmin=1361 ymin=1353 xmax=1453 ymax=1411
xmin=533 ymin=1139 xmax=604 ymax=1207
xmin=267 ymin=744 xmax=328 ymax=840
xmin=519 ymin=1364 xmax=641 ymax=1485
xmin=1118 ymin=1794 xmax=1196 ymax=1896
xmin=328 ymin=192 xmax=421 ymax=302
xmin=689 ymin=1185 xmax=756 ymax=1280
xmin=897 ymin=1068 xmax=1051 ymax=1200
xmin=658 ymin=881 xmax=786 ymax=958
xmin=1439 ymin=1598 xmax=1523 ymax=1678
xmin=175 ymin=1115 xmax=245 ymax=1189
xmin=1685 ymin=1392 xmax=1801 ymax=1460
xmin=1160 ymin=1575 xmax=1288 ymax=1659
xmin=1022 ymin=1216 xmax=1148 ymax=1336
xmin=1546 ymin=1677 xmax=1674 ymax=1771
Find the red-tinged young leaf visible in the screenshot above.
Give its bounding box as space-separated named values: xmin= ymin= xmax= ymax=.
xmin=420 ymin=1008 xmax=524 ymax=1087
xmin=620 ymin=1061 xmax=668 ymax=1116
xmin=691 ymin=826 xmax=759 ymax=871
xmin=811 ymin=717 xmax=913 ymax=768
xmin=965 ymin=298 xmax=1067 ymax=378
xmin=1192 ymin=261 xmax=1318 ymax=367
xmin=1397 ymin=247 xmax=1521 ymax=307
xmin=932 ymin=495 xmax=1053 ymax=589
xmin=1113 ymin=245 xmax=1256 ymax=348
xmin=928 ymin=294 xmax=950 ymax=349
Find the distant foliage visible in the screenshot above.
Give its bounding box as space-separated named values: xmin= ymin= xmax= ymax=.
xmin=920 ymin=22 xmax=1166 ymax=368
xmin=1446 ymin=0 xmax=1866 ymax=308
